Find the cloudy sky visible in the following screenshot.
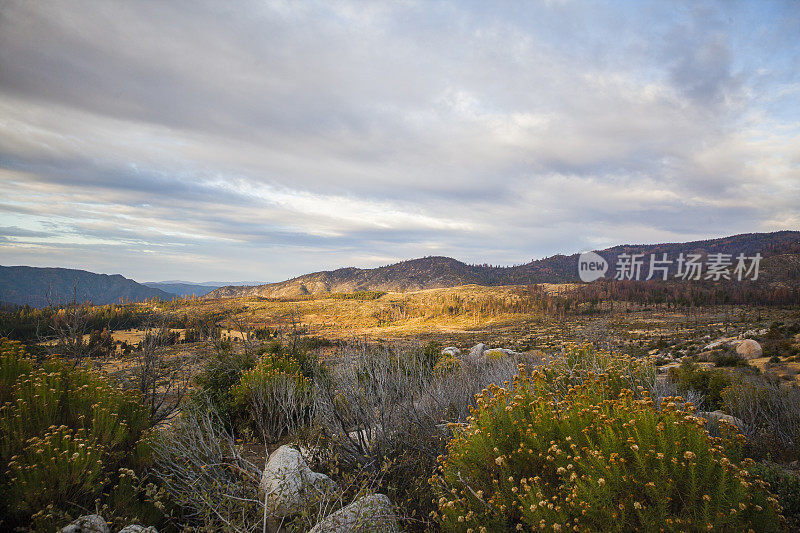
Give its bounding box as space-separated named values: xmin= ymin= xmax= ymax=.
xmin=1 ymin=1 xmax=799 ymax=283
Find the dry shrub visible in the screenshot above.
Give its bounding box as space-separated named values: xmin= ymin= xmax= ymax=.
xmin=151 ymin=398 xmax=263 ymax=532
xmin=307 ymin=342 xmax=542 ymax=529
xmin=723 ymin=378 xmax=800 ymax=460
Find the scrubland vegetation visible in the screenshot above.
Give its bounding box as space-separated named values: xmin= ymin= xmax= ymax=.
xmin=2 ymin=287 xmax=800 ymax=531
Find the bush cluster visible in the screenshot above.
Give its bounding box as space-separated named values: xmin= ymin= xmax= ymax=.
xmin=431 ymin=363 xmax=783 ymax=532
xmin=750 ymin=461 xmax=800 ymax=530
xmin=232 ymin=349 xmax=314 ymax=442
xmin=0 ymin=339 xmax=161 ymax=531
xmin=668 ymin=360 xmax=737 ymax=410
xmin=723 ymin=377 xmax=800 ymax=461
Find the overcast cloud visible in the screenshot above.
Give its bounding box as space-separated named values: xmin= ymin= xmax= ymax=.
xmin=1 ymin=0 xmax=799 ymax=282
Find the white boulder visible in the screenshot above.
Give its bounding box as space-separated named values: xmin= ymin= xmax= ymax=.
xmin=61 ymin=515 xmax=109 ymax=533
xmin=118 ymin=527 xmax=158 ymax=533
xmin=309 ymin=494 xmax=400 ymax=533
xmin=441 ymin=346 xmax=460 ymax=357
xmin=698 ymin=410 xmax=745 ymax=431
xmin=260 ymin=445 xmax=338 ymax=518
xmin=736 ymin=339 xmax=763 ymax=360
xmin=467 ymin=343 xmax=486 ymax=359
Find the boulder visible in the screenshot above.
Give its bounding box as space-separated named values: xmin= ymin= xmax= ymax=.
xmin=703 ymin=337 xmax=737 ymax=351
xmin=467 ymin=343 xmax=486 ymax=359
xmin=698 ymin=410 xmax=745 ymax=431
xmin=736 ymin=339 xmax=763 ymax=360
xmin=61 ymin=515 xmax=109 ymax=533
xmin=118 ymin=527 xmax=158 ymax=533
xmin=309 ymin=494 xmax=400 ymax=533
xmin=484 ymin=348 xmax=522 ymax=359
xmin=260 ymin=445 xmax=338 ymax=518
xmin=441 ymin=346 xmax=460 ymax=357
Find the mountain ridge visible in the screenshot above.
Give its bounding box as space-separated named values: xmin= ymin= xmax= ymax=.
xmin=205 ymin=231 xmax=800 ymax=300
xmin=144 ymin=282 xmax=221 ymax=297
xmin=0 ymin=266 xmax=172 ymax=307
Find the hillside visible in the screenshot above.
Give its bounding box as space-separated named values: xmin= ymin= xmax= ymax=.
xmin=205 ymin=231 xmax=800 ymax=300
xmin=0 ymin=266 xmax=173 ymax=307
xmin=144 ymin=282 xmax=221 ymax=297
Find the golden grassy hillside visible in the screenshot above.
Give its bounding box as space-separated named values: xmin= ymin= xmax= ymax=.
xmin=161 ymin=284 xmax=573 ymax=340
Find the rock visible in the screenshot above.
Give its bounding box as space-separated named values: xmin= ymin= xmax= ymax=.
xmin=698 ymin=410 xmax=745 ymax=431
xmin=61 ymin=515 xmax=109 ymax=533
xmin=309 ymin=494 xmax=400 ymax=533
xmin=118 ymin=526 xmax=158 ymax=533
xmin=441 ymin=346 xmax=460 ymax=357
xmin=657 ymin=361 xmax=681 ymax=374
xmin=736 ymin=339 xmax=763 ymax=360
xmin=260 ymin=445 xmax=338 ymax=518
xmin=703 ymin=337 xmax=737 ymax=351
xmin=467 ymin=343 xmax=486 ymax=359
xmin=484 ymin=348 xmax=521 ymax=359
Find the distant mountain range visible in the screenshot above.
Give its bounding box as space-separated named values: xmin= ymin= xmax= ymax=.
xmin=143 ymin=280 xmax=271 ymax=297
xmin=3 ymin=232 xmax=798 ymax=307
xmin=205 ymin=231 xmax=800 ymax=300
xmin=0 ymin=266 xmax=172 ymax=307
xmin=143 ymin=282 xmax=222 ymax=297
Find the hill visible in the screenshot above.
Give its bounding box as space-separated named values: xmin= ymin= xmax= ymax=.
xmin=144 ymin=282 xmax=221 ymax=297
xmin=0 ymin=266 xmax=173 ymax=307
xmin=205 ymin=231 xmax=800 ymax=300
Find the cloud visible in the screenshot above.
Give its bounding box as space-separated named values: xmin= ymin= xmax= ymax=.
xmin=0 ymin=0 xmax=798 ymax=281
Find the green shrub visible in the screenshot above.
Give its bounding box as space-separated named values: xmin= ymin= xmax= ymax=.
xmin=750 ymin=461 xmax=800 ymax=530
xmin=232 ymin=350 xmax=313 ymax=442
xmin=8 ymin=425 xmax=107 ymax=517
xmin=193 ymin=343 xmax=257 ymax=419
xmin=0 ymin=340 xmax=155 ymax=529
xmin=541 ymin=343 xmax=657 ymax=398
xmin=431 ymin=366 xmax=783 ymax=532
xmin=0 ymin=339 xmax=33 ymax=406
xmin=714 ymin=351 xmax=749 ymax=367
xmin=668 ymin=360 xmax=736 ymax=410
xmin=419 ymin=341 xmax=443 ymax=370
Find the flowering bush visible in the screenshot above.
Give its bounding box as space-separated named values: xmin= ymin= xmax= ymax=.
xmin=232 ymin=351 xmax=313 ymax=442
xmin=543 ymin=343 xmax=657 ymax=398
xmin=0 ymin=339 xmax=33 ymax=405
xmin=433 ymin=352 xmax=462 ymax=378
xmin=0 ymin=339 xmax=154 ymax=529
xmin=431 ymin=364 xmax=783 ymax=532
xmin=8 ymin=425 xmax=107 ymax=516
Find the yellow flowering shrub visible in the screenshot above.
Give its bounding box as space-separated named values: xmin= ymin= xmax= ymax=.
xmin=232 ymin=352 xmax=313 ymax=442
xmin=431 ymin=363 xmax=783 ymax=532
xmin=434 ymin=352 xmax=462 ymax=377
xmin=0 ymin=338 xmax=33 ymax=405
xmin=0 ymin=339 xmax=153 ymax=529
xmin=542 ymin=343 xmax=657 ymax=398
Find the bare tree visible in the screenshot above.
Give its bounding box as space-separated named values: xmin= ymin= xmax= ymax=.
xmin=130 ymin=314 xmax=193 ymax=425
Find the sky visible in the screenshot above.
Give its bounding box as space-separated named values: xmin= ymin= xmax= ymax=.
xmin=1 ymin=0 xmax=799 ymax=283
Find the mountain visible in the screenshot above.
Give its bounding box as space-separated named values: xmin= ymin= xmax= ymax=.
xmin=0 ymin=266 xmax=173 ymax=307
xmin=205 ymin=231 xmax=800 ymax=300
xmin=150 ymin=280 xmax=269 ymax=287
xmin=144 ymin=282 xmax=222 ymax=297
